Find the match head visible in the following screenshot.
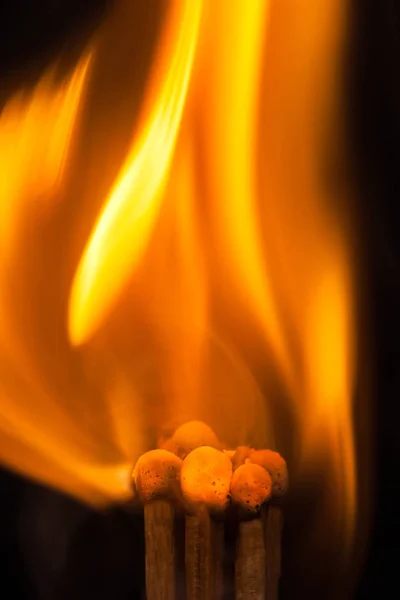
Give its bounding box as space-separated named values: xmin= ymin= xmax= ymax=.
xmin=249 ymin=449 xmax=288 ymax=497
xmin=133 ymin=449 xmax=182 ymax=502
xmin=223 ymin=449 xmax=235 ymax=459
xmin=180 ymin=446 xmax=233 ymax=513
xmin=166 ymin=420 xmax=221 ymax=459
xmin=231 ymin=446 xmax=252 ymax=470
xmin=231 ymin=463 xmax=272 ymax=514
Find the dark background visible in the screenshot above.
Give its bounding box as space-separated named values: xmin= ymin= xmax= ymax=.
xmin=0 ymin=0 xmax=399 ymax=597
xmin=349 ymin=0 xmax=400 ymax=596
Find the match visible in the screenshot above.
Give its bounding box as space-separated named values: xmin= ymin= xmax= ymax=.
xmin=133 ymin=449 xmax=182 ymax=600
xmin=132 ymin=421 xmax=288 ymax=599
xmin=231 ymin=461 xmax=272 ymax=599
xmin=181 ymin=445 xmax=231 ymax=599
xmin=249 ymin=449 xmax=288 ymax=600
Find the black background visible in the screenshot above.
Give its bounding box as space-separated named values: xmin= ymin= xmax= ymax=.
xmin=0 ymin=0 xmax=399 ymax=598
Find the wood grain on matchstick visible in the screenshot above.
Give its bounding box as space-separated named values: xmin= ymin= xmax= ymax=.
xmin=185 ymin=509 xmax=224 ymax=600
xmin=144 ymin=500 xmax=176 ymax=600
xmin=235 ymin=516 xmax=266 ymax=600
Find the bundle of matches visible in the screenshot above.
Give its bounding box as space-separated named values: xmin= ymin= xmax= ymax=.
xmin=132 ymin=421 xmax=288 ymax=600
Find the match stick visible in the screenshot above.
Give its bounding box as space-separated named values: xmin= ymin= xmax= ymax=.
xmin=264 ymin=504 xmax=284 ymax=600
xmin=231 ymin=462 xmax=273 ymax=600
xmin=185 ymin=509 xmax=224 ymax=600
xmin=181 ymin=445 xmax=232 ymax=600
xmin=249 ymin=450 xmax=288 ymax=600
xmin=133 ymin=449 xmax=182 ymax=600
xmin=144 ymin=500 xmax=176 ymax=600
xmin=235 ymin=517 xmax=266 ymax=600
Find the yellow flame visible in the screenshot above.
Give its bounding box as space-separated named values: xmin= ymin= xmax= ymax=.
xmin=144 ymin=127 xmax=209 ymax=425
xmin=201 ymin=0 xmax=293 ymax=384
xmin=68 ymin=0 xmax=202 ymax=345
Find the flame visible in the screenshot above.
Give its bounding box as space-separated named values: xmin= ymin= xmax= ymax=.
xmin=0 ymin=0 xmax=364 ymax=585
xmin=0 ymin=50 xmax=137 ymax=505
xmin=69 ymin=0 xmax=202 ymax=345
xmin=0 ymin=54 xmax=91 ymax=254
xmin=202 ymin=0 xmax=293 ymax=383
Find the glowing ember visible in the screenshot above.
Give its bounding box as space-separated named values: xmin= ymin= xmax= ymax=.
xmin=0 ymin=0 xmax=363 ymax=586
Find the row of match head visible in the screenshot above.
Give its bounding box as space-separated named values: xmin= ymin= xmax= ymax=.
xmin=132 ymin=421 xmax=288 ymax=517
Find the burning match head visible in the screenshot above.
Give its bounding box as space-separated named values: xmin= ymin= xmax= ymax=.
xmin=249 ymin=449 xmax=288 ymax=497
xmin=180 ymin=446 xmax=233 ymax=514
xmin=231 ymin=446 xmax=252 ymax=470
xmin=162 ymin=420 xmax=221 ymax=459
xmin=223 ymin=450 xmax=236 ymax=459
xmin=231 ymin=463 xmax=272 ymax=515
xmin=133 ymin=449 xmax=182 ymax=502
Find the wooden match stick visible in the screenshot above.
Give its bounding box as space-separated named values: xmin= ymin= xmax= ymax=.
xmin=264 ymin=504 xmax=284 ymax=600
xmin=235 ymin=516 xmax=266 ymax=600
xmin=144 ymin=500 xmax=176 ymax=600
xmin=133 ymin=449 xmax=182 ymax=600
xmin=181 ymin=446 xmax=232 ymax=600
xmin=231 ymin=462 xmax=272 ymax=600
xmin=185 ymin=509 xmax=224 ymax=600
xmin=247 ymin=450 xmax=288 ymax=600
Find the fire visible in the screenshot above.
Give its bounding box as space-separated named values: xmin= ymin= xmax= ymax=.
xmin=0 ymin=0 xmax=363 ymax=586
xmin=69 ymin=0 xmax=202 ymax=346
xmin=0 ymin=54 xmax=90 ymax=255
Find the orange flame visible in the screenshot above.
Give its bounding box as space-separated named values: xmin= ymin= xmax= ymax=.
xmin=0 ymin=0 xmax=362 ymax=570
xmin=0 ymin=54 xmax=91 ymax=254
xmin=69 ymin=0 xmax=202 ymax=345
xmin=0 ymin=51 xmax=137 ymax=505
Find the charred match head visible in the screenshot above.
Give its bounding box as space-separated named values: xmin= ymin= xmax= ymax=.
xmin=231 ymin=462 xmax=273 ymax=515
xmin=231 ymin=445 xmax=252 ymax=470
xmin=161 ymin=419 xmax=222 ymax=458
xmin=249 ymin=449 xmax=289 ymax=497
xmin=180 ymin=446 xmax=233 ymax=514
xmin=133 ymin=449 xmax=182 ymax=502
